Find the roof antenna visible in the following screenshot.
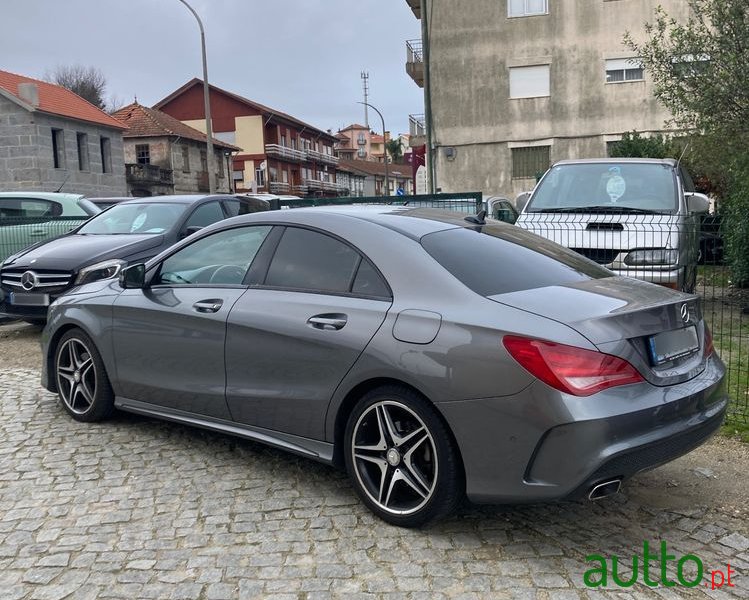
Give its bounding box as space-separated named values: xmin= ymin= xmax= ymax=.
xmin=55 ymin=171 xmax=70 ymax=193
xmin=464 ymin=209 xmax=487 ymax=225
xmin=676 ymin=140 xmax=690 ymax=170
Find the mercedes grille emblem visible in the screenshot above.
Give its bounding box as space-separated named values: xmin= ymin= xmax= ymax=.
xmin=20 ymin=271 xmax=38 ymax=291
xmin=680 ymin=303 xmax=690 ymax=323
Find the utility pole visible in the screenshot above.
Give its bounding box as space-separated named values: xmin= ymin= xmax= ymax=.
xmin=177 ymin=0 xmax=215 ymax=194
xmin=361 ymin=72 xmax=370 ymax=128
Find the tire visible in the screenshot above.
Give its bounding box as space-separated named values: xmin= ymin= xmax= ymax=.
xmin=343 ymin=385 xmax=463 ymax=528
xmin=54 ymin=328 xmax=115 ymax=422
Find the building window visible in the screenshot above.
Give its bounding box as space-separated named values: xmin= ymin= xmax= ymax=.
xmin=136 ymin=144 xmax=150 ymax=165
xmin=218 ymin=155 xmax=225 ymax=179
xmin=509 ymin=65 xmax=550 ymax=98
xmin=51 ymin=128 xmax=65 ymax=169
xmin=255 ymin=167 xmax=266 ymax=187
xmin=508 ymin=0 xmax=548 ymax=18
xmin=100 ymin=137 xmax=111 ymax=173
xmin=605 ymin=58 xmax=644 ymax=83
xmin=357 ymin=147 xmax=366 ymax=158
xmin=76 ymin=133 xmax=89 ymax=171
xmin=181 ymin=146 xmax=190 ymax=173
xmin=200 ymin=149 xmax=207 ymax=172
xmin=511 ymin=146 xmax=550 ymax=179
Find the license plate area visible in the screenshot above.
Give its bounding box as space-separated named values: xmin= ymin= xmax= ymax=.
xmin=648 ymin=325 xmax=699 ymax=366
xmin=9 ymin=292 xmax=50 ymax=306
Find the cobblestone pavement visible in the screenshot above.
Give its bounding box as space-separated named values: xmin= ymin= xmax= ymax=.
xmin=1 ymin=367 xmax=747 ymax=600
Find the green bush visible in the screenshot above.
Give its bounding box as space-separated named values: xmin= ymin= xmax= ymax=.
xmin=724 ymin=159 xmax=749 ymax=288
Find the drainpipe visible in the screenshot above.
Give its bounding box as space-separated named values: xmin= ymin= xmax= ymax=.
xmin=421 ymin=0 xmax=436 ymax=193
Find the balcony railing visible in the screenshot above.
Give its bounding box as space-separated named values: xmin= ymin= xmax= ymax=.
xmin=304 ymin=179 xmax=346 ymax=193
xmin=126 ymin=163 xmax=174 ymax=185
xmin=409 ymin=114 xmax=426 ymax=137
xmin=406 ymin=39 xmax=425 ymax=88
xmin=306 ymin=149 xmax=340 ymax=166
xmin=292 ymin=184 xmax=309 ymax=195
xmin=269 ymin=181 xmax=291 ymax=193
xmin=265 ymin=144 xmax=307 ymax=162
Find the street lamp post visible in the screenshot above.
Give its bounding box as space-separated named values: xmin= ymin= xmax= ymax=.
xmin=177 ymin=0 xmax=215 ymax=194
xmin=358 ymin=102 xmax=389 ymax=196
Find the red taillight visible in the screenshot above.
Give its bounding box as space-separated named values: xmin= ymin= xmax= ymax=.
xmin=704 ymin=325 xmax=714 ymax=357
xmin=503 ymin=335 xmax=644 ymax=397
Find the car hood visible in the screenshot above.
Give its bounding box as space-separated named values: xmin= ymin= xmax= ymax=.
xmin=3 ymin=234 xmax=165 ymax=270
xmin=488 ymin=276 xmax=697 ymax=345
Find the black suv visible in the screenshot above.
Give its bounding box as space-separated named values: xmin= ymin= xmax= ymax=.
xmin=0 ymin=194 xmax=268 ymax=323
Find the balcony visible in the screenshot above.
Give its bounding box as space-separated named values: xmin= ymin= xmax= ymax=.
xmin=292 ymin=184 xmax=309 ymax=195
xmin=405 ymin=0 xmax=421 ymax=18
xmin=409 ymin=114 xmax=427 ymax=147
xmin=304 ymin=179 xmax=346 ymax=194
xmin=126 ymin=163 xmax=174 ymax=185
xmin=269 ymin=181 xmax=291 ymax=193
xmin=265 ymin=144 xmax=307 ymax=162
xmin=406 ymin=39 xmax=424 ymax=88
xmin=306 ymin=149 xmax=340 ymax=166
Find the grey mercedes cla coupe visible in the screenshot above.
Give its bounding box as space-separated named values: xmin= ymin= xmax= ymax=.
xmin=41 ymin=206 xmax=727 ymax=527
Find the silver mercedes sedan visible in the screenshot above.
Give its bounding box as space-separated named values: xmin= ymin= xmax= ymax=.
xmin=41 ymin=207 xmax=727 ymax=527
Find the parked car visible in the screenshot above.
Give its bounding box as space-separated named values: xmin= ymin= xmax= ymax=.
xmin=0 ymin=194 xmax=264 ymax=323
xmin=0 ymin=192 xmax=100 ymax=262
xmin=515 ymin=159 xmax=710 ymax=292
xmin=699 ymin=213 xmax=724 ymax=265
xmin=41 ymin=206 xmax=726 ymax=527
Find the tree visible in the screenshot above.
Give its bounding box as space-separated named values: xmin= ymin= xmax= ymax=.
xmin=625 ymin=1 xmax=749 ymax=286
xmin=46 ymin=65 xmax=108 ymax=110
xmin=386 ymin=138 xmax=404 ymax=164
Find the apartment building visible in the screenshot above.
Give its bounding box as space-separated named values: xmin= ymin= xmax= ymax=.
xmin=335 ymin=124 xmax=386 ymax=162
xmin=404 ymin=0 xmax=691 ymax=197
xmin=154 ymin=79 xmax=345 ymax=197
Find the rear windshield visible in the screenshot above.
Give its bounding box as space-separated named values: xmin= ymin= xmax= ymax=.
xmin=78 ymin=203 xmax=187 ymax=235
xmin=421 ymin=225 xmax=612 ymax=296
xmin=527 ymin=162 xmax=678 ymax=213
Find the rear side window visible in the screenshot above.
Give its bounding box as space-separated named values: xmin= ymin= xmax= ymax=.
xmin=0 ymin=198 xmax=62 ymax=219
xmin=265 ymin=227 xmax=360 ymax=294
xmin=184 ymin=201 xmax=225 ymax=229
xmin=421 ymin=226 xmax=611 ymax=296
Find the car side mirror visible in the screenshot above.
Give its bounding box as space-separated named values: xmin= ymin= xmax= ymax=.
xmin=119 ymin=263 xmax=146 ymax=289
xmin=180 ymin=226 xmax=203 ymax=240
xmin=515 ymin=191 xmax=532 ymax=213
xmin=685 ymin=192 xmax=710 ymax=214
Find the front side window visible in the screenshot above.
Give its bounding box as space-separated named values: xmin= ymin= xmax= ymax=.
xmin=157 ymin=226 xmax=271 ymax=286
xmin=605 ymin=58 xmax=644 ymax=83
xmin=265 ymin=228 xmax=361 ymax=294
xmin=183 ymin=201 xmax=225 ymax=230
xmin=509 ymin=65 xmax=550 ymax=98
xmin=79 ymin=203 xmax=187 ymax=235
xmin=527 ymin=163 xmax=678 ymax=213
xmin=508 ymin=0 xmax=548 ymax=18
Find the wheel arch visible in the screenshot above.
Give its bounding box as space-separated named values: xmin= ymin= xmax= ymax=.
xmin=330 ymin=377 xmax=465 ymax=474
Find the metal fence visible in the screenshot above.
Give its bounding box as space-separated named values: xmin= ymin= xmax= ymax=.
xmin=0 ymin=217 xmax=88 ymax=263
xmin=516 ymin=212 xmax=747 ymax=423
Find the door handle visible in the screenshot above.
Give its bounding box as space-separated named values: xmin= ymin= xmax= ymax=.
xmin=30 ymin=230 xmax=47 ymax=236
xmin=307 ymin=314 xmax=348 ymax=331
xmin=193 ymin=299 xmax=223 ymax=313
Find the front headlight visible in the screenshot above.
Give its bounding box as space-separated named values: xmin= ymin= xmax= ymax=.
xmin=74 ymin=259 xmax=126 ymax=286
xmin=624 ymin=248 xmax=679 ymax=266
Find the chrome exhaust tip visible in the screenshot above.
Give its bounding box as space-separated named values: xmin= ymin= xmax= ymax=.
xmin=588 ymin=479 xmax=622 ymax=501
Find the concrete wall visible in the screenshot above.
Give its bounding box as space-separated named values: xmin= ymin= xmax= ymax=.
xmin=0 ymin=96 xmax=126 ymax=196
xmin=426 ymin=0 xmax=691 ymax=198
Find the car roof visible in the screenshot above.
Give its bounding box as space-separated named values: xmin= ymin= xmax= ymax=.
xmin=0 ymin=191 xmax=84 ymax=201
xmin=244 ymin=205 xmax=484 ymax=240
xmin=116 ymin=194 xmax=235 ymax=205
xmin=552 ymin=158 xmax=678 ymax=167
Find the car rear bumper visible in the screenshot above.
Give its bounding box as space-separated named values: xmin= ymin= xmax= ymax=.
xmin=437 ymin=353 xmax=727 ymax=504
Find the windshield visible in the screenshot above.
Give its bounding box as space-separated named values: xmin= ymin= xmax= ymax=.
xmin=527 ymin=163 xmax=678 ymax=214
xmin=78 ymin=203 xmax=187 ymax=235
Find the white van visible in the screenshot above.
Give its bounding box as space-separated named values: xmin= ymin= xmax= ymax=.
xmin=515 ymin=158 xmax=710 ymax=292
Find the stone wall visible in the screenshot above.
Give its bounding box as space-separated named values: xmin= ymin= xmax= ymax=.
xmin=0 ymin=96 xmax=126 ymax=196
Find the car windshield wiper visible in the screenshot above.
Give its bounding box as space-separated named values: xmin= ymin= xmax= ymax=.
xmin=582 ymin=206 xmax=668 ymax=215
xmin=530 ymin=207 xmax=591 ymax=213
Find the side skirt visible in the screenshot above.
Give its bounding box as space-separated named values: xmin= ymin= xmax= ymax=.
xmin=115 ymin=397 xmax=335 ymax=464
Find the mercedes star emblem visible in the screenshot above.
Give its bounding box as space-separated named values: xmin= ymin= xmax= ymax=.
xmin=20 ymin=271 xmax=38 ymax=291
xmin=680 ymin=303 xmax=690 ymax=323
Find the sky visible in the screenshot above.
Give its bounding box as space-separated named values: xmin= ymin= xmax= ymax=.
xmin=1 ymin=0 xmax=424 ymax=135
